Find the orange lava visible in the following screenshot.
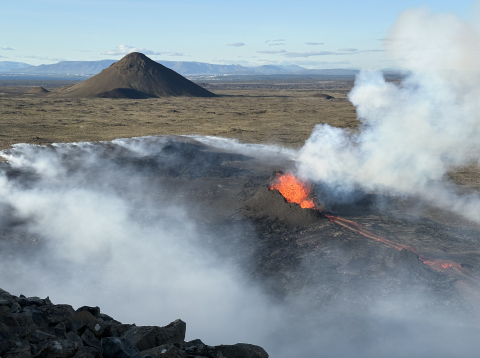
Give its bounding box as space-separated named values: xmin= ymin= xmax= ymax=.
xmin=324 ymin=214 xmax=472 ymax=278
xmin=270 ymin=172 xmax=315 ymax=209
xmin=270 ymin=172 xmax=476 ymax=281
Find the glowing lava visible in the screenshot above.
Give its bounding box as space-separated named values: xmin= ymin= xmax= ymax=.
xmin=269 ymin=172 xmax=476 ymax=282
xmin=324 ymin=214 xmax=471 ymax=278
xmin=270 ymin=172 xmax=315 ymax=209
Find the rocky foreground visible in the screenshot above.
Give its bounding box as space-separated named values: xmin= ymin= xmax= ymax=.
xmin=0 ymin=289 xmax=268 ymax=358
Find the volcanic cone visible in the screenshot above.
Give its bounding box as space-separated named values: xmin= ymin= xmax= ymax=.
xmin=26 ymin=86 xmax=49 ymax=94
xmin=51 ymin=52 xmax=217 ymax=98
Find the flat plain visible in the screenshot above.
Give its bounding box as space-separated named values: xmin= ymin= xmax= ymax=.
xmin=0 ymin=79 xmax=357 ymax=148
xmin=0 ymin=77 xmax=479 ymax=189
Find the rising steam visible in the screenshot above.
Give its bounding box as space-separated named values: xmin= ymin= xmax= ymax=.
xmin=298 ymin=7 xmax=480 ymax=222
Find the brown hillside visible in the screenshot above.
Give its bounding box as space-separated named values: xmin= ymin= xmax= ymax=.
xmin=51 ymin=52 xmax=217 ymax=98
xmin=27 ymin=87 xmax=49 ymax=94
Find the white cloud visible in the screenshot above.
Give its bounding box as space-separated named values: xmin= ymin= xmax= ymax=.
xmin=305 ymin=42 xmax=324 ymax=45
xmin=103 ymin=44 xmax=160 ymax=56
xmin=162 ymin=52 xmax=189 ymax=57
xmin=282 ymin=49 xmax=384 ymax=58
xmin=18 ymin=55 xmax=65 ymax=62
xmin=1 ymin=46 xmax=13 ymax=50
xmin=227 ymin=42 xmax=245 ymax=47
xmin=257 ymin=50 xmax=287 ymax=54
xmin=265 ymin=39 xmax=285 ymax=43
xmin=103 ymin=45 xmax=188 ymax=57
xmin=268 ymin=42 xmax=285 ymax=46
xmin=283 ymin=50 xmax=339 ymax=58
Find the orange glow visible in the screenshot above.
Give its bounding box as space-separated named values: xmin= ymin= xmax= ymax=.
xmin=270 ymin=173 xmax=315 ymax=209
xmin=269 ymin=171 xmax=476 ymax=282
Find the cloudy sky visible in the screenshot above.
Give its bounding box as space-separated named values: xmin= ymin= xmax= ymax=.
xmin=0 ymin=0 xmax=477 ymax=69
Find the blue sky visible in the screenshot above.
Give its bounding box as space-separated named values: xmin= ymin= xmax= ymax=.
xmin=0 ymin=0 xmax=477 ymax=68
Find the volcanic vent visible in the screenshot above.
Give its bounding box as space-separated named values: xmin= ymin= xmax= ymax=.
xmin=51 ymin=52 xmax=217 ymax=99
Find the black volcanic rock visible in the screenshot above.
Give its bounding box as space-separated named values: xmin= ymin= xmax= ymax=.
xmin=101 ymin=337 xmax=139 ymax=358
xmin=243 ymin=186 xmax=323 ymax=226
xmin=0 ymin=289 xmax=268 ymax=358
xmin=52 ymin=53 xmax=217 ymax=98
xmin=121 ymin=321 xmax=186 ymax=351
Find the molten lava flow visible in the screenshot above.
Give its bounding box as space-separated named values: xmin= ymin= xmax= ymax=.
xmin=324 ymin=214 xmax=474 ymax=280
xmin=270 ymin=172 xmax=315 ymax=209
xmin=269 ymin=172 xmax=477 ymax=282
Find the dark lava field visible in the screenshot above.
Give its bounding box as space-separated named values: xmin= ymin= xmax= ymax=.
xmin=1 ymin=136 xmax=480 ymax=357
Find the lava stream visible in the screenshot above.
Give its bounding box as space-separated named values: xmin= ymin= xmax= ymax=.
xmin=324 ymin=214 xmax=469 ymax=278
xmin=270 ymin=172 xmax=476 ymax=282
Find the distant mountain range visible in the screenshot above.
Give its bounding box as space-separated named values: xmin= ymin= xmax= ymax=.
xmin=0 ymin=59 xmax=360 ymax=77
xmin=0 ymin=61 xmax=32 ymax=71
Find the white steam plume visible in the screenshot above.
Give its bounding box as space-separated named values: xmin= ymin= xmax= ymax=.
xmin=298 ymin=8 xmax=480 ymax=221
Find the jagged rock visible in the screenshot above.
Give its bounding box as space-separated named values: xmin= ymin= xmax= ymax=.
xmin=0 ymin=332 xmax=15 ymax=356
xmin=0 ymin=299 xmax=12 ymax=307
xmin=37 ymin=305 xmax=75 ymax=326
xmin=0 ymin=290 xmax=15 ymax=307
xmin=65 ymin=332 xmax=83 ymax=348
xmin=67 ymin=312 xmax=96 ymax=333
xmin=26 ymin=330 xmax=56 ymax=344
xmin=0 ymin=289 xmax=268 ymax=358
xmin=75 ymin=307 xmax=100 ymax=319
xmin=0 ymin=306 xmax=10 ymax=323
xmin=183 ymin=339 xmax=204 ymax=347
xmin=23 ymin=307 xmax=47 ymax=327
xmin=212 ymin=344 xmax=268 ymax=358
xmin=4 ymin=312 xmax=34 ymax=327
xmin=98 ymin=314 xmax=114 ymax=322
xmin=34 ymin=339 xmax=79 ymax=358
xmin=103 ymin=322 xmax=133 ymax=338
xmin=80 ymin=329 xmax=100 ymax=349
xmin=101 ymin=337 xmax=139 ymax=358
xmin=4 ymin=345 xmax=32 ymax=358
xmin=184 ymin=343 xmax=268 ymax=358
xmin=15 ymin=297 xmax=49 ymax=308
xmin=121 ymin=320 xmax=185 ymax=351
xmin=86 ymin=320 xmax=106 ymax=337
xmin=53 ymin=323 xmax=67 ymax=337
xmin=8 ymin=303 xmax=21 ymax=313
xmin=71 ymin=346 xmax=101 ymax=358
xmin=140 ymin=344 xmax=187 ymax=358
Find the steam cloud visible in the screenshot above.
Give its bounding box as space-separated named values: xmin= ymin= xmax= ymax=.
xmin=0 ymin=140 xmax=283 ymax=347
xmin=1 ymin=137 xmax=479 ymax=357
xmin=298 ymin=8 xmax=480 ymax=223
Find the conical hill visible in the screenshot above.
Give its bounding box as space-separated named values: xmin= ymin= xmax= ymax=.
xmin=52 ymin=52 xmax=216 ymax=98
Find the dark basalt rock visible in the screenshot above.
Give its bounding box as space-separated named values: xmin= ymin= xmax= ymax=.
xmin=76 ymin=307 xmax=100 ymax=318
xmin=121 ymin=320 xmax=186 ymax=351
xmin=101 ymin=337 xmax=139 ymax=358
xmin=72 ymin=346 xmax=102 ymax=358
xmin=183 ymin=343 xmax=269 ymax=358
xmin=243 ymin=186 xmax=324 ymax=226
xmin=0 ymin=289 xmax=268 ymax=358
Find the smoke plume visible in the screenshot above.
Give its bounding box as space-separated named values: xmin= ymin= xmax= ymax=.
xmin=298 ymin=7 xmax=480 ymax=222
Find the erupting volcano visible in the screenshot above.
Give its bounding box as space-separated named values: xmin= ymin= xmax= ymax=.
xmin=269 ymin=172 xmax=477 ymax=283
xmin=270 ymin=172 xmax=315 ymax=209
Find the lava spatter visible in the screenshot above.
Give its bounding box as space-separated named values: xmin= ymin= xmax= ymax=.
xmin=270 ymin=172 xmax=315 ymax=209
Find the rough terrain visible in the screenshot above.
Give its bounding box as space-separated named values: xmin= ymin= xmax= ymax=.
xmin=0 ymin=287 xmax=268 ymax=358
